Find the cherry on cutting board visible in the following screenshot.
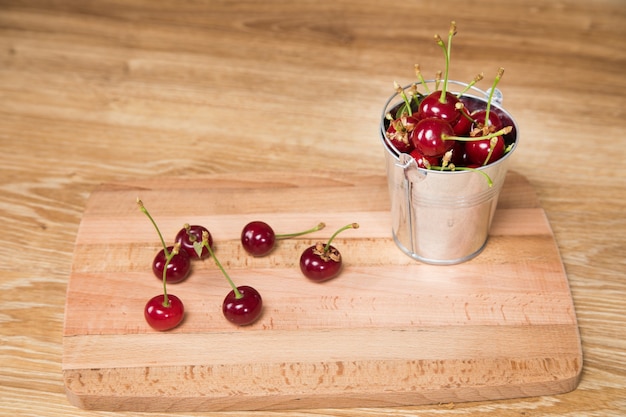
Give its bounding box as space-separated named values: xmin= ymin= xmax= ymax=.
xmin=200 ymin=230 xmax=263 ymax=326
xmin=241 ymin=221 xmax=325 ymax=257
xmin=175 ymin=224 xmax=213 ymax=259
xmin=137 ymin=198 xmax=185 ymax=331
xmin=152 ymin=246 xmax=190 ymax=284
xmin=300 ymin=223 xmax=359 ymax=282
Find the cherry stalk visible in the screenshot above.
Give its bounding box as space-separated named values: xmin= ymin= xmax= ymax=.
xmin=241 ymin=221 xmax=325 ymax=257
xmin=199 ymin=231 xmax=263 ymax=326
xmin=137 ymin=198 xmax=185 ymax=331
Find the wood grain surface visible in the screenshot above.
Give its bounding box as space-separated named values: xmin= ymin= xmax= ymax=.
xmin=1 ymin=0 xmax=625 ymax=416
xmin=62 ymin=171 xmax=582 ymax=411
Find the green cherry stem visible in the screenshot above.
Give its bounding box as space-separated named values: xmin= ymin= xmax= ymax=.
xmin=457 ymin=72 xmax=484 ymax=97
xmin=137 ymin=198 xmax=169 ymax=257
xmin=435 ymin=21 xmax=457 ymax=104
xmin=442 ymin=125 xmax=513 ymax=142
xmin=276 ymin=222 xmax=325 ymax=240
xmin=324 ymin=223 xmax=359 ymax=253
xmin=485 ymin=67 xmax=505 ymax=125
xmin=201 ymin=230 xmax=243 ymax=299
xmin=394 ymin=81 xmax=413 ymax=116
xmin=160 ymin=243 xmax=181 ymax=307
xmin=414 ymin=64 xmax=431 ymax=94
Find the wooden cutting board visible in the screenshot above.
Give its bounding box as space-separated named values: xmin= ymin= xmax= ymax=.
xmin=62 ymin=171 xmax=582 ymax=412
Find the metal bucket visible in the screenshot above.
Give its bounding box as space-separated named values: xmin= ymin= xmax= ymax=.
xmin=380 ymin=81 xmax=519 ymax=265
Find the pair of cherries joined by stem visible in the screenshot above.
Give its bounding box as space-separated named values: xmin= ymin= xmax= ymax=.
xmin=241 ymin=220 xmax=359 ymax=282
xmin=138 ymin=200 xmax=262 ymax=330
xmin=385 ymin=22 xmax=515 ymax=177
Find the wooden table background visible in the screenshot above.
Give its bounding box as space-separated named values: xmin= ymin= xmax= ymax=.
xmin=1 ymin=0 xmax=624 ymax=416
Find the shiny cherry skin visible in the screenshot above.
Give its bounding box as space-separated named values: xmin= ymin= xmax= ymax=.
xmin=222 ymin=285 xmax=263 ymax=326
xmin=152 ymin=246 xmax=191 ymax=284
xmin=144 ymin=294 xmax=185 ymax=331
xmin=175 ymin=224 xmax=213 ymax=259
xmin=241 ymin=221 xmax=276 ymax=257
xmin=449 ymin=140 xmax=468 ymax=167
xmin=300 ymin=244 xmax=343 ymax=282
xmin=466 ymin=136 xmax=505 ymax=166
xmin=452 ymin=106 xmax=473 ymax=136
xmin=409 ymin=148 xmax=440 ymax=169
xmin=411 ymin=117 xmax=456 ymax=157
xmin=471 ymin=109 xmax=503 ymax=132
xmin=385 ymin=115 xmax=419 ymax=153
xmin=418 ymin=91 xmax=461 ymax=124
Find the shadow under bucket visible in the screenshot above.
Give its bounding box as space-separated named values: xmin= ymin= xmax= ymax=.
xmin=380 ymin=81 xmax=520 ymax=265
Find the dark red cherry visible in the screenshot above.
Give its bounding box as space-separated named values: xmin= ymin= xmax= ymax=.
xmin=411 ymin=117 xmax=456 ymax=157
xmin=418 ymin=91 xmax=460 ymax=124
xmin=241 ymin=221 xmax=276 ymax=257
xmin=299 ymin=223 xmax=358 ymax=282
xmin=409 ymin=148 xmax=440 ymax=169
xmin=449 ymin=140 xmax=468 ymax=167
xmin=152 ymin=246 xmax=191 ymax=284
xmin=466 ymin=136 xmax=505 ymax=166
xmin=222 ymin=285 xmax=263 ymax=326
xmin=144 ymin=294 xmax=185 ymax=331
xmin=385 ymin=115 xmax=419 ymax=153
xmin=452 ymin=105 xmax=473 ymax=136
xmin=300 ymin=243 xmax=343 ymax=282
xmin=471 ymin=109 xmax=503 ymax=132
xmin=175 ymin=224 xmax=213 ymax=259
xmin=241 ymin=221 xmax=325 ymax=257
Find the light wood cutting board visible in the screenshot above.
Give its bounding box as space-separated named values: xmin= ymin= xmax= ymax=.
xmin=62 ymin=171 xmax=582 ymax=411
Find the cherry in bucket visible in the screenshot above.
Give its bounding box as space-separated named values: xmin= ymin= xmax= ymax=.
xmin=300 ymin=223 xmax=359 ymax=282
xmin=241 ymin=220 xmax=325 ymax=257
xmin=198 ymin=230 xmax=263 ymax=325
xmin=137 ymin=198 xmax=185 ymax=331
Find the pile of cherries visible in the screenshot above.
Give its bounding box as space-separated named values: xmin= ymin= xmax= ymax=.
xmin=137 ymin=199 xmax=358 ymax=331
xmin=384 ymin=22 xmax=515 ymax=173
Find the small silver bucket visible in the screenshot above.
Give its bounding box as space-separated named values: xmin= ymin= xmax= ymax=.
xmin=380 ymin=80 xmax=519 ymax=265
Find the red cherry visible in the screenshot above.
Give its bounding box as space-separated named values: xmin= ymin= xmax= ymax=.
xmin=452 ymin=105 xmax=473 ymax=136
xmin=300 ymin=244 xmax=343 ymax=282
xmin=175 ymin=224 xmax=213 ymax=259
xmin=411 ymin=117 xmax=456 ymax=157
xmin=222 ymin=285 xmax=263 ymax=326
xmin=449 ymin=140 xmax=468 ymax=167
xmin=418 ymin=91 xmax=461 ymax=124
xmin=385 ymin=115 xmax=419 ymax=153
xmin=471 ymin=109 xmax=503 ymax=132
xmin=409 ymin=148 xmax=440 ymax=169
xmin=241 ymin=221 xmax=325 ymax=257
xmin=152 ymin=246 xmax=191 ymax=284
xmin=466 ymin=136 xmax=505 ymax=166
xmin=144 ymin=294 xmax=185 ymax=331
xmin=199 ymin=230 xmax=264 ymax=326
xmin=299 ymin=223 xmax=359 ymax=282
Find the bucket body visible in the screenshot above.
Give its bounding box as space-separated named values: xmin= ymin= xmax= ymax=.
xmin=380 ymin=81 xmax=519 ymax=265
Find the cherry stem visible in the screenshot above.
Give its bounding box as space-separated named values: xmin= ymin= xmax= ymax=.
xmin=485 ymin=67 xmax=504 ymax=126
xmin=137 ymin=198 xmax=170 ymax=257
xmin=442 ymin=125 xmax=512 ymax=142
xmin=275 ymin=222 xmax=325 ymax=240
xmin=202 ymin=230 xmax=243 ymax=299
xmin=324 ymin=223 xmax=359 ymax=253
xmin=394 ymin=81 xmax=413 ymax=117
xmin=435 ymin=21 xmax=456 ymax=104
xmin=160 ymin=243 xmax=181 ymax=307
xmin=182 ymin=223 xmax=198 ymax=243
xmin=483 ymin=137 xmax=499 ymax=166
xmin=457 ymin=72 xmax=484 ymax=97
xmin=414 ymin=64 xmax=431 ymax=94
xmin=429 ymin=165 xmax=494 ymax=187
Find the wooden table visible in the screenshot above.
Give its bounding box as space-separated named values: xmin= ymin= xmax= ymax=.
xmin=1 ymin=1 xmax=624 ymax=416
